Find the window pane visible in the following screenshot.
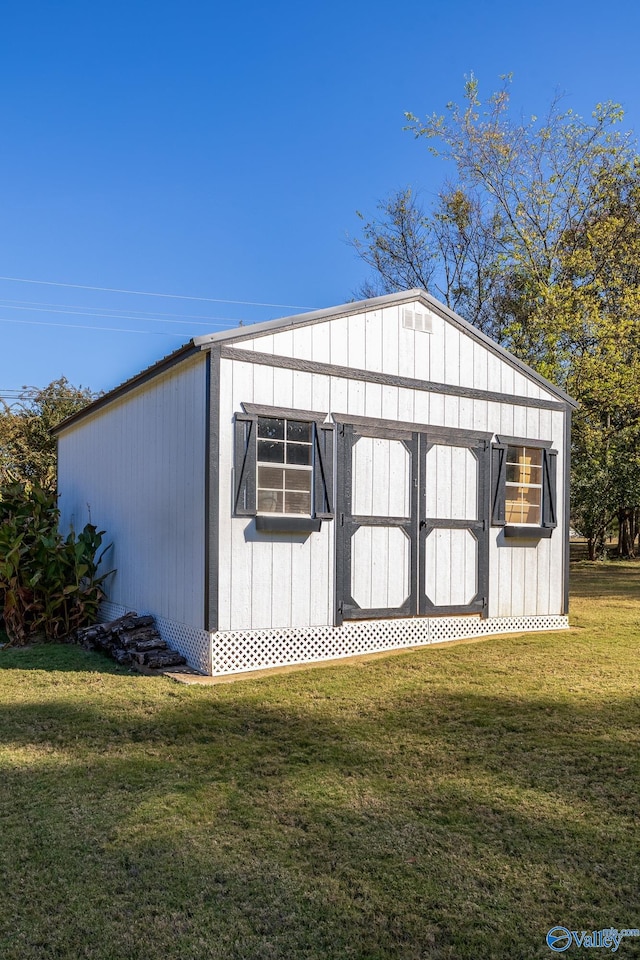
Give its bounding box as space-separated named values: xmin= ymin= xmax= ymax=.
xmin=505 ymin=485 xmax=541 ymax=525
xmin=506 ymin=445 xmax=521 ymax=463
xmin=258 ymin=440 xmax=285 ymax=463
xmin=523 ymin=501 xmax=541 ymax=524
xmin=286 ymin=442 xmax=312 ymax=465
xmin=257 ymin=490 xmax=283 ymax=513
xmin=506 ymin=463 xmax=521 ymax=483
xmin=258 ymin=466 xmax=284 ymax=489
xmin=285 ymin=468 xmax=312 ymax=492
xmin=287 ymin=420 xmax=312 ymax=442
xmin=521 ymin=463 xmax=541 ymax=484
xmin=284 ymin=491 xmax=311 ymax=514
xmin=258 ymin=417 xmax=285 ymax=440
xmin=505 ymin=499 xmax=524 ymax=523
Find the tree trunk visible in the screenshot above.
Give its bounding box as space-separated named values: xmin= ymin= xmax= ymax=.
xmin=617 ymin=508 xmax=636 ymax=559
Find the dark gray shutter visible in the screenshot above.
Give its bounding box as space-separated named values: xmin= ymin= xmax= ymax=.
xmin=313 ymin=422 xmax=334 ymax=519
xmin=542 ymin=448 xmax=558 ymax=528
xmin=233 ymin=416 xmax=256 ymax=516
xmin=491 ymin=443 xmax=507 ymax=526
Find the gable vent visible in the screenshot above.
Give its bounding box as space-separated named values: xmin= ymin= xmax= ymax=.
xmin=402 ymin=307 xmax=432 ymax=333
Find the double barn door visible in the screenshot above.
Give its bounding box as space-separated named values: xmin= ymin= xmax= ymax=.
xmin=336 ymin=422 xmax=489 ymax=622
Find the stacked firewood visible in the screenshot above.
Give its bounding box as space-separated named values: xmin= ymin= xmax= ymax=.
xmin=76 ymin=613 xmax=186 ymax=670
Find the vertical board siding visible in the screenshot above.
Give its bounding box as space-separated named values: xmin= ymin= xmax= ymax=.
xmin=487 ymin=407 xmax=566 ymax=618
xmin=231 ymin=298 xmax=560 ymax=402
xmin=353 ymin=437 xmax=411 ymax=518
xmin=351 ymin=526 xmax=410 ymax=610
xmin=218 ymin=357 xmax=335 ymax=632
xmin=221 ymin=296 xmax=568 ymax=630
xmin=57 ymin=356 xmax=207 ymax=628
xmin=424 ymin=529 xmax=478 ymax=607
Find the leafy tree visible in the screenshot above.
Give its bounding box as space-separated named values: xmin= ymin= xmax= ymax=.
xmin=0 ymin=378 xmax=96 ymax=492
xmin=353 ymin=76 xmax=640 ymax=557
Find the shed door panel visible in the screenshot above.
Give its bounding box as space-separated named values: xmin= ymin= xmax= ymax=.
xmin=419 ymin=441 xmax=488 ymax=615
xmin=338 ymin=425 xmax=417 ymax=620
xmin=336 ymin=423 xmax=489 ymax=623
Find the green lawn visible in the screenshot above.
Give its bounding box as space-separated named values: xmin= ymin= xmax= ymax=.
xmin=1 ymin=564 xmax=639 ymax=960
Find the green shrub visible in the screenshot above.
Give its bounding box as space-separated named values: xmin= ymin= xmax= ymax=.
xmin=0 ymin=483 xmax=113 ymax=645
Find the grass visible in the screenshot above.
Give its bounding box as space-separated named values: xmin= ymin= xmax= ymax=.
xmin=0 ymin=564 xmax=639 ymax=960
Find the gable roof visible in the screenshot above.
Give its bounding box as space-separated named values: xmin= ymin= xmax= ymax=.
xmin=53 ymin=289 xmax=577 ymax=435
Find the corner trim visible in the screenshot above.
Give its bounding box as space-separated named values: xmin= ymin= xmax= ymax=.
xmin=207 ymin=345 xmax=221 ymax=632
xmin=563 ymin=408 xmax=572 ymax=615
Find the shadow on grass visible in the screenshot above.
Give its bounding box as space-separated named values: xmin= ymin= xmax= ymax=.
xmin=0 ymin=680 xmax=638 ymax=960
xmin=569 ymin=560 xmax=640 ymax=599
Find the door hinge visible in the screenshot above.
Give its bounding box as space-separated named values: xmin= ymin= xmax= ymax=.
xmin=340 ymin=512 xmax=345 ymax=526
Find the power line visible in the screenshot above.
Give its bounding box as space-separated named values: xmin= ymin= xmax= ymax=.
xmin=0 ymin=296 xmax=244 ymax=323
xmin=0 ymin=302 xmax=237 ymax=328
xmin=0 ymin=316 xmax=187 ymax=336
xmin=0 ymin=275 xmax=314 ymax=310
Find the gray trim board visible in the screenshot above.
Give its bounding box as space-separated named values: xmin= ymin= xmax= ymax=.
xmin=207 ymin=346 xmax=221 ymax=632
xmin=335 ymin=412 xmax=492 ymax=443
xmin=496 ymin=435 xmax=554 ymax=448
xmin=203 ymin=356 xmax=211 ymax=631
xmin=241 ymin=402 xmax=328 ymax=421
xmin=221 ymin=346 xmax=568 ymax=412
xmin=563 ymin=408 xmax=572 ymax=615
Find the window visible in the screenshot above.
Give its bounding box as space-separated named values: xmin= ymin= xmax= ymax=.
xmin=505 ymin=445 xmax=542 ymax=525
xmin=233 ymin=408 xmax=334 ymax=525
xmin=491 ymin=438 xmax=557 ymax=536
xmin=257 ymin=417 xmax=313 ymax=515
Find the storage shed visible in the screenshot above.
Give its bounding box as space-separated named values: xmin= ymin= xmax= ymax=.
xmin=55 ymin=289 xmax=575 ymax=676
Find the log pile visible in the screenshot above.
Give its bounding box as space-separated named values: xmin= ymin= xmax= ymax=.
xmin=76 ymin=613 xmax=186 ymax=670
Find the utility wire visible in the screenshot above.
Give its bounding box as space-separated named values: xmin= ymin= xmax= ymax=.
xmin=0 ymin=275 xmax=314 ymax=310
xmin=0 ymin=302 xmax=238 ymax=328
xmin=0 ymin=297 xmax=244 ymax=323
xmin=0 ymin=316 xmax=187 ymax=336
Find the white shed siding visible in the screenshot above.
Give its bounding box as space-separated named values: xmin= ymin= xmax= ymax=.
xmin=57 ymin=355 xmax=207 ymax=627
xmin=219 ymin=350 xmax=568 ymax=630
xmin=231 ymin=301 xmax=557 ymax=403
xmin=487 ymin=408 xmax=565 ymax=618
xmin=217 ymin=356 xmax=335 ymax=633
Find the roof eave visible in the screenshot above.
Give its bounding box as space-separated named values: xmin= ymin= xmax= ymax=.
xmin=52 ymin=340 xmax=200 ymax=435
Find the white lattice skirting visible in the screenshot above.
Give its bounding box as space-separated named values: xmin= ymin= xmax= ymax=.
xmin=211 ymin=614 xmax=570 ymax=676
xmin=97 ymin=603 xmax=568 ymax=677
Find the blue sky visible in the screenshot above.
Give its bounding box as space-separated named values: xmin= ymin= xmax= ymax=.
xmin=1 ymin=0 xmax=639 ymax=396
